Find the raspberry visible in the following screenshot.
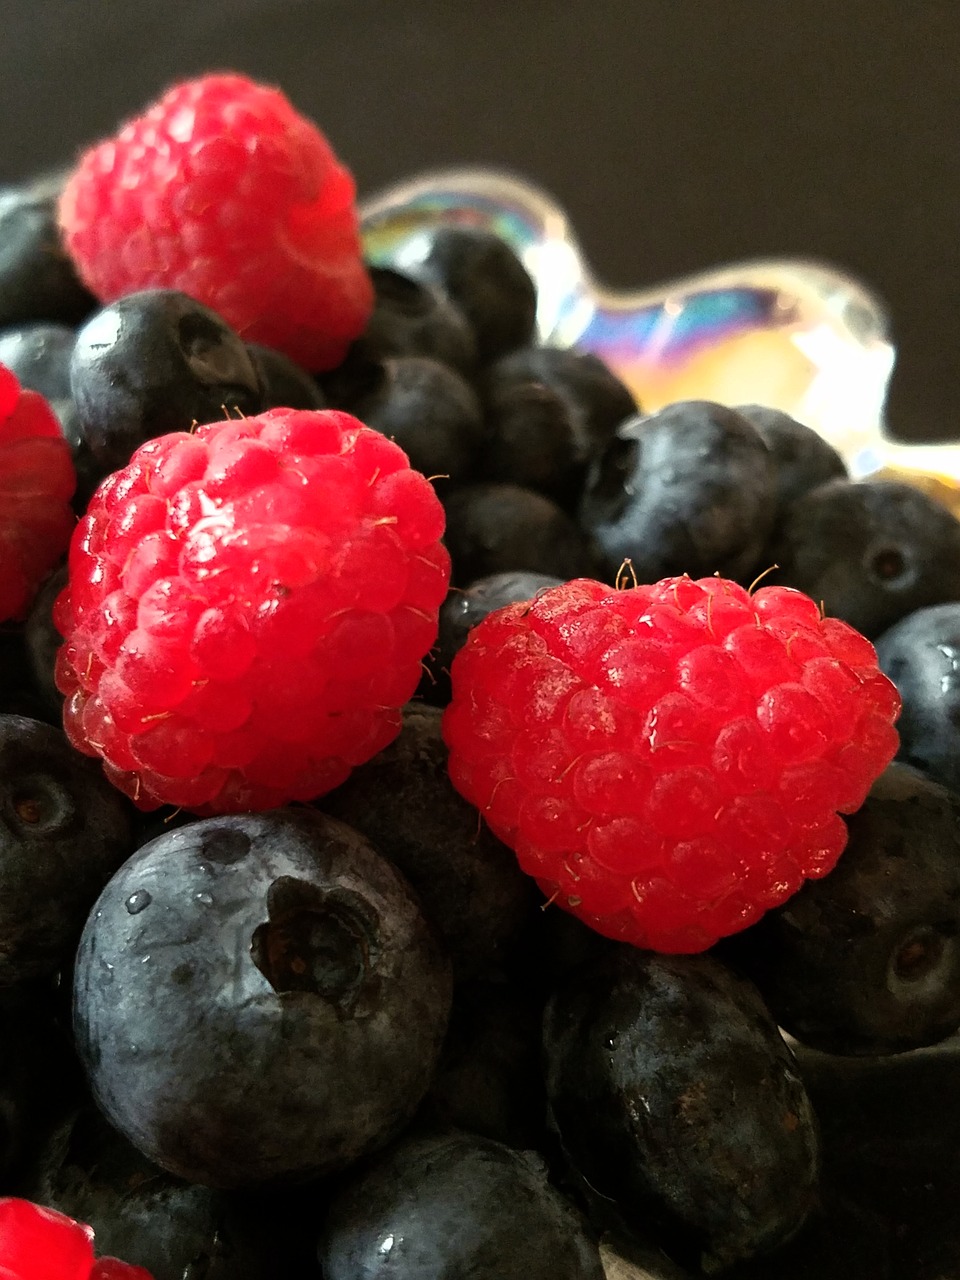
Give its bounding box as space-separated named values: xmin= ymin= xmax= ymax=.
xmin=54 ymin=408 xmax=449 ymax=815
xmin=0 ymin=1197 xmax=151 ymax=1279
xmin=443 ymin=575 xmax=901 ymax=953
xmin=0 ymin=363 xmax=75 ymax=621
xmin=58 ymin=73 xmax=373 ymax=372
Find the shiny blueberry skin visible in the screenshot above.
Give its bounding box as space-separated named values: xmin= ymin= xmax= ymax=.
xmin=443 ymin=482 xmax=598 ymax=585
xmin=248 ymin=342 xmax=326 ymax=411
xmin=770 ymin=478 xmax=960 ymax=638
xmin=29 ymin=1105 xmax=272 ymax=1280
xmin=876 ymin=602 xmax=960 ymax=791
xmin=70 ymin=288 xmax=263 ymax=476
xmin=724 ymin=763 xmax=960 ymax=1055
xmin=580 ymin=400 xmax=777 ymax=585
xmin=355 ymin=356 xmax=485 ymax=485
xmin=322 ymin=704 xmax=535 ymax=982
xmin=0 ymin=714 xmax=133 ymax=988
xmin=543 ymin=948 xmax=820 ymax=1272
xmin=0 ymin=175 xmax=95 ymax=328
xmin=735 ymin=403 xmax=848 ymax=512
xmin=319 ymin=1129 xmax=605 ymax=1280
xmin=480 ymin=347 xmax=637 ymax=508
xmin=73 ymin=809 xmax=452 ymax=1188
xmin=357 ymin=266 xmax=477 ymax=373
xmin=393 ymin=226 xmax=538 ymax=364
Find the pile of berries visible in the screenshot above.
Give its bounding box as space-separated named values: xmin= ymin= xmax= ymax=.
xmin=0 ymin=69 xmax=956 ymax=1279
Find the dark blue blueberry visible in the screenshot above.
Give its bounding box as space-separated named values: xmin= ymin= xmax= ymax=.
xmin=579 ymin=400 xmax=777 ymax=584
xmin=0 ymin=324 xmax=83 ymax=495
xmin=0 ymin=1004 xmax=84 ymax=1193
xmin=363 ymin=266 xmax=478 ymax=372
xmin=72 ymin=809 xmax=451 ymax=1187
xmin=723 ymin=764 xmax=960 ymax=1055
xmin=322 ymin=704 xmax=535 ymax=981
xmin=318 ymin=1129 xmax=605 ymax=1279
xmin=0 ymin=714 xmax=133 ymax=988
xmin=723 ymin=1198 xmax=892 ymax=1280
xmin=443 ymin=483 xmax=598 ymax=585
xmin=424 ymin=569 xmax=563 ymax=704
xmin=422 ymin=978 xmax=546 ymax=1150
xmin=0 ymin=322 xmax=74 ymax=407
xmin=770 ymin=478 xmax=960 ymax=637
xmin=735 ymin=403 xmax=848 ymax=511
xmin=28 ymin=1105 xmax=274 ymax=1280
xmin=796 ymin=1040 xmax=960 ymax=1279
xmin=876 ymin=603 xmax=960 ymax=791
xmin=0 ymin=175 xmax=94 ymax=328
xmin=395 ymin=226 xmax=538 ymax=363
xmin=542 ymin=949 xmax=819 ymax=1272
xmin=70 ymin=289 xmax=263 ymax=476
xmin=480 ymin=347 xmax=637 ymax=508
xmin=0 ymin=624 xmax=55 ymax=725
xmin=354 ymin=356 xmax=485 ymax=485
xmin=24 ymin=564 xmax=66 ymax=718
xmin=248 ymin=342 xmax=326 ymax=410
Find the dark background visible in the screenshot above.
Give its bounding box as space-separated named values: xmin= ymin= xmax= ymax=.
xmin=3 ymin=0 xmax=956 ymax=441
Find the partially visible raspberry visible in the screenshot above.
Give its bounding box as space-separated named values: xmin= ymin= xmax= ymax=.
xmin=0 ymin=363 xmax=75 ymax=621
xmin=443 ymin=575 xmax=900 ymax=953
xmin=0 ymin=1197 xmax=152 ymax=1279
xmin=58 ymin=73 xmax=373 ymax=371
xmin=55 ymin=408 xmax=449 ymax=814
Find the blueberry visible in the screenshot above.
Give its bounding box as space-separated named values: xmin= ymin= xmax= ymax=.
xmin=443 ymin=483 xmax=598 ymax=585
xmin=735 ymin=403 xmax=848 ymax=511
xmin=0 ymin=625 xmax=55 ymax=725
xmin=322 ymin=704 xmax=535 ymax=981
xmin=332 ymin=266 xmax=477 ymax=383
xmin=72 ymin=809 xmax=451 ymax=1187
xmin=424 ymin=569 xmax=563 ymax=704
xmin=480 ymin=347 xmax=637 ymax=508
xmin=318 ymin=1129 xmax=605 ymax=1279
xmin=353 ymin=356 xmax=485 ymax=485
xmin=0 ymin=322 xmax=75 ymax=407
xmin=769 ymin=478 xmax=960 ymax=637
xmin=29 ymin=1106 xmax=273 ymax=1280
xmin=0 ymin=175 xmax=95 ymax=328
xmin=723 ymin=764 xmax=960 ymax=1055
xmin=248 ymin=342 xmax=326 ymax=410
xmin=0 ymin=714 xmax=133 ymax=988
xmin=0 ymin=1005 xmax=83 ymax=1192
xmin=423 ymin=978 xmax=546 ymax=1150
xmin=24 ymin=564 xmax=66 ymax=718
xmin=394 ymin=226 xmax=538 ymax=363
xmin=542 ymin=948 xmax=819 ymax=1272
xmin=796 ymin=1040 xmax=960 ymax=1278
xmin=579 ymin=400 xmax=777 ymax=584
xmin=875 ymin=602 xmax=960 ymax=790
xmin=70 ymin=289 xmax=263 ymax=476
xmin=0 ymin=325 xmax=80 ymax=476
xmin=723 ymin=1198 xmax=892 ymax=1280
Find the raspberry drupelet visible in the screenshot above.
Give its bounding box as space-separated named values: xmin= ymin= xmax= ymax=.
xmin=58 ymin=73 xmax=373 ymax=371
xmin=443 ymin=575 xmax=901 ymax=953
xmin=55 ymin=408 xmax=449 ymax=814
xmin=0 ymin=362 xmax=75 ymax=621
xmin=0 ymin=1197 xmax=152 ymax=1278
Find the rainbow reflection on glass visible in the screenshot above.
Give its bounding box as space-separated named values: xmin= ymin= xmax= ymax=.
xmin=361 ymin=168 xmax=960 ymax=511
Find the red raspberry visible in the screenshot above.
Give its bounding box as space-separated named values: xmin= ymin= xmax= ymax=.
xmin=55 ymin=408 xmax=449 ymax=814
xmin=58 ymin=73 xmax=373 ymax=371
xmin=443 ymin=575 xmax=900 ymax=953
xmin=0 ymin=1197 xmax=152 ymax=1279
xmin=0 ymin=363 xmax=75 ymax=621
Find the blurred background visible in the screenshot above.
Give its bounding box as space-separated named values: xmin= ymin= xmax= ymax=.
xmin=2 ymin=0 xmax=956 ymax=440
